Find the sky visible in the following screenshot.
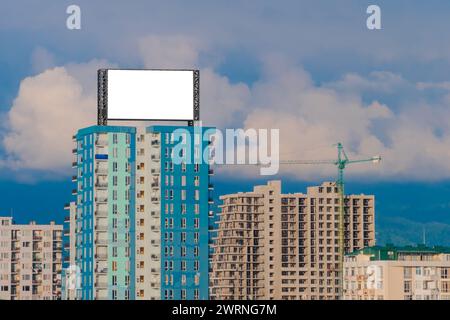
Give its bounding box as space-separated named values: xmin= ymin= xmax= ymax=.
xmin=1 ymin=1 xmax=450 ymax=245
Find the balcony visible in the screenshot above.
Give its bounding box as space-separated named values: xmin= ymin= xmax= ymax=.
xmin=95 ymin=253 xmax=108 ymax=261
xmin=150 ymin=211 xmax=160 ymax=218
xmin=95 ymin=182 xmax=108 ymax=189
xmin=64 ymin=216 xmax=71 ymax=223
xmin=151 ymin=254 xmax=160 ymax=261
xmin=32 ymin=245 xmax=43 ymax=251
xmin=95 ymin=292 xmax=109 ymax=300
xmin=95 ymin=281 xmax=108 ymax=288
xmin=71 ymin=189 xmax=77 ymax=196
xmin=150 ymin=267 xmax=161 ymax=274
xmin=95 ymin=197 xmax=108 ymax=204
xmin=150 ymin=239 xmax=160 ymax=246
xmin=71 ymin=175 xmax=77 ymax=182
xmin=64 ymin=203 xmax=71 ymax=210
xmin=208 ymin=169 xmax=214 ymax=175
xmin=95 ymin=239 xmax=108 ymax=246
xmin=72 ymin=162 xmax=78 ymax=168
xmin=151 ymin=182 xmax=159 ymax=189
xmin=95 ymin=224 xmax=108 ymax=232
xmin=95 ymin=168 xmax=108 ymax=175
xmin=208 ymin=183 xmax=214 ymax=190
xmin=11 ymin=268 xmax=21 ymax=274
xmin=95 ymin=267 xmax=108 ymax=274
xmin=150 ymin=225 xmax=160 ymax=231
xmin=151 ymin=154 xmax=160 ymax=162
xmin=95 ymin=138 xmax=108 ymax=146
xmin=151 ymin=168 xmax=160 ymax=176
xmin=151 ymin=196 xmax=160 ymax=204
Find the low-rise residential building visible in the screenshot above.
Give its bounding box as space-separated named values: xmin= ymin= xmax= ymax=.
xmin=343 ymin=245 xmax=450 ymax=300
xmin=0 ymin=217 xmax=63 ymax=300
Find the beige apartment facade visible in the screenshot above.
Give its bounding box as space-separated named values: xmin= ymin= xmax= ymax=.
xmin=343 ymin=245 xmax=450 ymax=300
xmin=0 ymin=217 xmax=63 ymax=300
xmin=210 ymin=180 xmax=375 ymax=300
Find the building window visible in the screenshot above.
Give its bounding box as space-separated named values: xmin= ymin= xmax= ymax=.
xmin=404 ymin=281 xmax=411 ymax=293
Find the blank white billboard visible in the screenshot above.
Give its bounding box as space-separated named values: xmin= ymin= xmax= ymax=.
xmin=106 ymin=69 xmax=196 ymax=121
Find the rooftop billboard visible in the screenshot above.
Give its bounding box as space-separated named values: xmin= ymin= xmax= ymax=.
xmin=97 ymin=69 xmax=199 ymax=124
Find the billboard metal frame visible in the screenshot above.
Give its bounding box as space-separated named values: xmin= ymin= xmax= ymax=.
xmin=97 ymin=68 xmax=200 ymax=126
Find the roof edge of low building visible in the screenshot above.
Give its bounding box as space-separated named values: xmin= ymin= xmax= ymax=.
xmin=347 ymin=244 xmax=450 ymax=260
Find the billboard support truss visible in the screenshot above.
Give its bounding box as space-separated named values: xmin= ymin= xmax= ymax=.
xmin=97 ymin=69 xmax=108 ymax=126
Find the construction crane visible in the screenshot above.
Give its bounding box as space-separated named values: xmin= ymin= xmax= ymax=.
xmin=218 ymin=142 xmax=381 ymax=297
xmin=276 ymin=142 xmax=381 ymax=297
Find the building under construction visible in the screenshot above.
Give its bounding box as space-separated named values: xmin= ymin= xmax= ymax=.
xmin=209 ymin=180 xmax=375 ymax=300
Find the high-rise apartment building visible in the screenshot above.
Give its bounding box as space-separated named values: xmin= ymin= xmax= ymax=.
xmin=343 ymin=245 xmax=450 ymax=300
xmin=0 ymin=217 xmax=63 ymax=300
xmin=65 ymin=124 xmax=213 ymax=300
xmin=210 ymin=180 xmax=375 ymax=300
